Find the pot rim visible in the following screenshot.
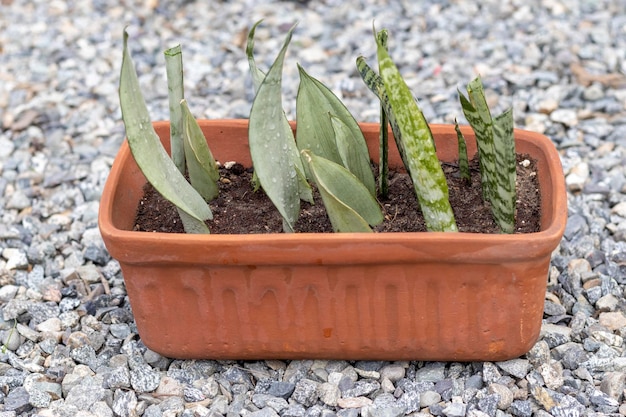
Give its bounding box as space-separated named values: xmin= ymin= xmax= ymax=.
xmin=99 ymin=120 xmax=567 ymax=265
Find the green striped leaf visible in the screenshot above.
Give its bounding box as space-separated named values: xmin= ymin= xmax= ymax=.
xmin=164 ymin=44 xmax=185 ymax=174
xmin=248 ymin=23 xmax=301 ymax=233
xmin=119 ymin=30 xmax=212 ymax=231
xmin=302 ymin=150 xmax=383 ymax=232
xmin=459 ymin=77 xmax=495 ymax=202
xmin=356 ymin=56 xmax=409 ymax=171
xmin=376 ymin=29 xmax=389 ymax=198
xmin=454 ymin=119 xmax=470 ymax=182
xmin=460 ymin=76 xmax=516 ymax=233
xmin=375 ymin=32 xmax=457 ymax=232
xmin=181 ymin=99 xmax=219 ymax=201
xmin=492 ymin=107 xmax=516 ymax=233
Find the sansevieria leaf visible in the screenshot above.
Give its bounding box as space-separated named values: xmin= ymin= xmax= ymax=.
xmin=119 ymin=30 xmax=212 ymax=230
xmin=296 ymin=65 xmax=370 ymax=169
xmin=181 ymin=99 xmax=219 ymax=201
xmin=248 ymin=23 xmax=301 ymax=233
xmin=492 ymin=107 xmax=516 ymax=233
xmin=459 ymin=77 xmax=495 ymax=202
xmin=164 ymin=44 xmax=185 ymax=174
xmin=376 ymin=29 xmax=389 ymax=199
xmin=330 ymin=114 xmax=376 ymax=196
xmin=163 ymin=44 xmax=211 ymax=234
xmin=356 ymin=55 xmax=409 ymax=172
xmin=460 ymin=77 xmax=516 ymax=233
xmin=375 ymin=29 xmax=457 ymax=232
xmin=246 ymin=20 xmax=267 ymax=92
xmin=302 ymin=150 xmax=383 ymax=233
xmin=246 ymin=21 xmax=313 ymax=205
xmin=454 ymin=119 xmax=470 ymax=182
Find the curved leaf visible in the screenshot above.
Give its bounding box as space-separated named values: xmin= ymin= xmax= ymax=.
xmin=119 ymin=30 xmax=212 ymax=226
xmin=181 ymin=99 xmax=219 ymax=201
xmin=330 ymin=114 xmax=376 ymax=196
xmin=248 ymin=24 xmax=301 ymax=232
xmin=302 ymin=150 xmax=383 ymax=233
xmin=296 ymin=65 xmax=367 ymax=167
xmin=246 ymin=20 xmax=266 ymax=91
xmin=247 ymin=21 xmax=313 ymax=205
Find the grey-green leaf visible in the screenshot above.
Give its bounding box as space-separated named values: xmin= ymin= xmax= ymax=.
xmin=181 ymin=99 xmax=220 ymax=201
xmin=302 ymin=150 xmax=383 ymax=233
xmin=296 ymin=64 xmax=356 ymax=166
xmin=164 ymin=44 xmax=185 ymax=174
xmin=248 ymin=23 xmax=300 ymax=233
xmin=330 ymin=114 xmax=376 ymax=196
xmin=247 ymin=21 xmax=313 ymax=205
xmin=246 ymin=20 xmax=266 ymax=92
xmin=119 ymin=30 xmax=212 ymax=225
xmin=177 ymin=209 xmax=211 ymax=234
xmin=375 ymin=31 xmax=457 ymax=232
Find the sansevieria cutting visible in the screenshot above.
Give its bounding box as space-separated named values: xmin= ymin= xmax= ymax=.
xmin=119 ymin=22 xmax=518 ymax=235
xmin=358 ymin=28 xmax=517 ymax=233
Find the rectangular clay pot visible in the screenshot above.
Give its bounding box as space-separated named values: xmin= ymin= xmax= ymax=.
xmin=98 ymin=120 xmax=567 ymax=360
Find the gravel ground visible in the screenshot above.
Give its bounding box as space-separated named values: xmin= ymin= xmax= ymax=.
xmin=1 ymin=0 xmax=626 ymax=416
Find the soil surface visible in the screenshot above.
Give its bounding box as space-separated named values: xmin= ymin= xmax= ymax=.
xmin=134 ymin=155 xmax=541 ymax=234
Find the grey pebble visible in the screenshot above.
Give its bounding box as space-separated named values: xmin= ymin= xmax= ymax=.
xmin=267 ymin=381 xmax=296 ymax=399
xmin=64 ymin=376 xmax=106 ymax=410
xmin=368 ymin=406 xmax=405 ymax=417
xmin=420 ymin=390 xmax=442 ymax=408
xmin=104 ymin=366 xmax=131 ymax=389
xmin=396 ymin=390 xmax=421 ymax=414
xmin=496 ymin=359 xmax=530 ymax=379
xmin=477 ymin=394 xmax=499 ymax=416
xmin=442 ymin=402 xmax=466 ymax=417
xmin=4 ymin=386 xmax=33 ymax=414
xmin=249 ymin=407 xmax=280 ymax=417
xmin=317 ymin=383 xmax=340 ymax=407
xmin=415 ymin=362 xmax=446 ymax=382
xmin=129 ymin=365 xmax=161 ymax=393
xmin=291 ymin=379 xmax=319 ymax=407
xmin=112 ymin=389 xmax=138 ymax=417
xmin=282 ymin=403 xmax=306 ymax=417
xmin=589 ymin=389 xmax=620 ymax=413
xmin=379 ymin=365 xmax=405 ymax=383
xmin=509 ymin=400 xmax=532 ymax=417
xmin=342 ymin=380 xmax=380 ymax=398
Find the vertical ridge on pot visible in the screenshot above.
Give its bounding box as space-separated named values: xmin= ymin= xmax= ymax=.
xmin=123 ymin=260 xmax=546 ymax=360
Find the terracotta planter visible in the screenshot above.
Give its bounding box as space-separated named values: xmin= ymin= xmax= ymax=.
xmin=98 ymin=119 xmax=567 ymax=361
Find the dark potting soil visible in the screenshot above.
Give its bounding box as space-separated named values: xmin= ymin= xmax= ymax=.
xmin=134 ymin=154 xmax=541 ymax=234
